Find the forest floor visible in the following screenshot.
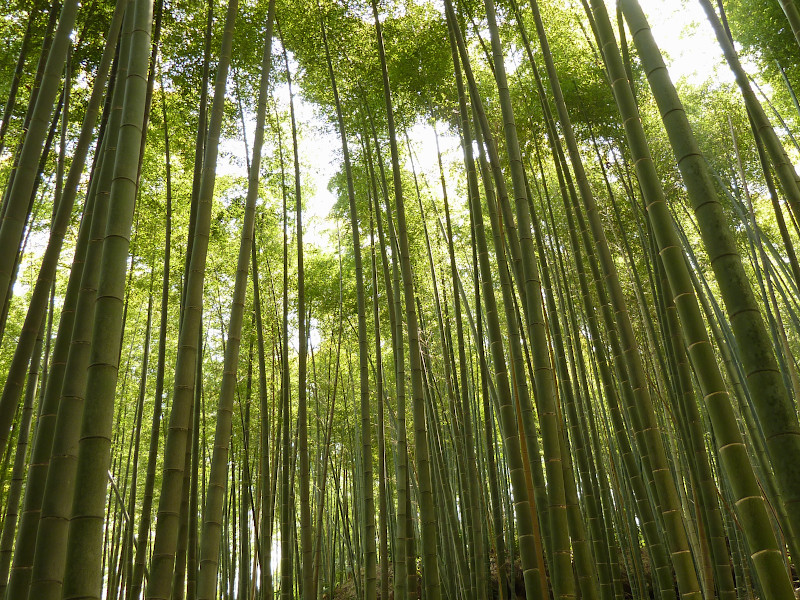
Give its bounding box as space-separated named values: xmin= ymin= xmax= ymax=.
xmin=328 ymin=553 xmax=644 ymax=599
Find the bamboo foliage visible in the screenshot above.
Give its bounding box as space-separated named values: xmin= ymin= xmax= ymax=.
xmin=0 ymin=0 xmax=799 ymax=599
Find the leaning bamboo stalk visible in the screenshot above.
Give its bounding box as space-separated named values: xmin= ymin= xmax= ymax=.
xmin=623 ymin=0 xmax=800 ymax=558
xmin=370 ymin=2 xmax=440 ymax=598
xmin=0 ymin=0 xmax=80 ymax=321
xmin=589 ymin=0 xmax=796 ymax=595
xmin=59 ymin=0 xmax=155 ymax=593
xmin=194 ymin=10 xmax=274 ymax=586
xmin=145 ymin=0 xmax=238 ymax=595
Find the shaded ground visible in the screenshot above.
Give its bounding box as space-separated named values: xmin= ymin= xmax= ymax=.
xmin=327 ymin=550 xmax=650 ymax=599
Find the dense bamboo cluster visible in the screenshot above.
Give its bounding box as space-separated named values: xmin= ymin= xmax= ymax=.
xmin=0 ymin=0 xmax=799 ymax=598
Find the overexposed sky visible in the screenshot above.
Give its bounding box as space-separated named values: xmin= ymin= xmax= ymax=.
xmin=632 ymin=0 xmax=734 ymax=85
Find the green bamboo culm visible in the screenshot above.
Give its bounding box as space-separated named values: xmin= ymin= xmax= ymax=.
xmin=0 ymin=0 xmax=80 ymax=342
xmin=693 ymin=0 xmax=800 ymax=550
xmin=437 ymin=125 xmax=487 ymax=597
xmin=277 ymin=18 xmax=314 ymax=600
xmin=19 ymin=5 xmax=127 ymax=598
xmin=481 ymin=0 xmax=600 ymax=597
xmin=776 ymin=0 xmax=800 ymax=52
xmin=447 ymin=12 xmax=555 ymax=591
xmin=0 ymin=312 xmax=44 ymax=594
xmin=0 ymin=4 xmax=124 ymax=595
xmin=623 ymin=0 xmax=800 ymax=550
xmin=588 ymin=0 xmax=797 ymax=596
xmin=371 ymin=1 xmax=440 ymax=597
xmin=194 ymin=2 xmax=273 ymax=598
xmin=526 ymin=0 xmax=702 ymax=595
xmin=59 ymin=0 xmax=155 ymax=595
xmin=0 ymin=0 xmax=124 ymax=475
xmin=698 ymin=0 xmax=800 ymax=225
xmin=443 ymin=4 xmax=544 ymax=597
xmin=144 ymin=0 xmax=238 ymax=595
xmin=320 ymin=10 xmax=375 ymax=599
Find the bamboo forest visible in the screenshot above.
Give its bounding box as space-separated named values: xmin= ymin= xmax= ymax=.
xmin=5 ymin=0 xmax=800 ymax=597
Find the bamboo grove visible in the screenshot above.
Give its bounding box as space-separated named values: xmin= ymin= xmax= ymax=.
xmin=1 ymin=0 xmax=800 ymax=597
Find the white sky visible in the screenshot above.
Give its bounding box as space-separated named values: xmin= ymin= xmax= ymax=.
xmin=636 ymin=0 xmax=735 ymax=86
